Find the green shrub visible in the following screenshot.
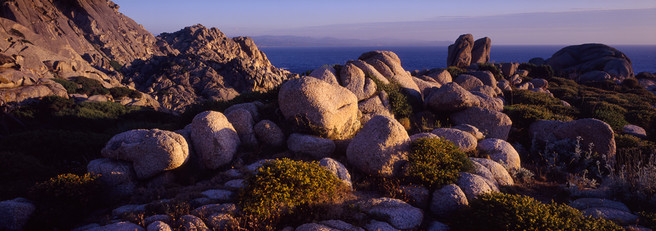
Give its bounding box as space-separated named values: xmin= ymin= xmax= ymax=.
xmin=446 ymin=66 xmax=466 ymax=78
xmin=9 ymin=28 xmax=25 ymax=38
xmin=109 ymin=87 xmax=142 ymax=99
xmin=639 ymin=211 xmax=656 ymax=230
xmin=454 ymin=192 xmax=623 ymax=231
xmin=505 ymin=90 xmax=562 ymax=106
xmin=110 ymin=60 xmax=122 ymax=72
xmin=65 ymin=101 xmax=136 ymax=120
xmin=238 ymin=159 xmax=348 ymax=229
xmin=504 ymin=104 xmax=570 ymax=129
xmin=406 ymin=137 xmax=474 ymax=188
xmin=582 ymin=101 xmax=628 ymax=131
xmin=27 ymin=173 xmax=103 ymax=229
xmin=478 ymin=63 xmax=502 ymax=79
xmin=0 ymin=151 xmax=52 ymax=200
xmin=182 ymin=87 xmax=280 ymax=124
xmin=518 ymin=63 xmax=554 ymax=79
xmin=72 ymin=76 xmax=109 ymax=96
xmin=37 ymin=95 xmax=75 ymax=114
xmin=0 ymin=130 xmax=109 ymax=171
xmin=504 ymin=90 xmax=577 ymax=123
xmin=369 ymin=76 xmax=413 ymax=118
xmin=615 ymin=134 xmax=656 ymax=165
xmin=52 ymin=78 xmax=78 ymax=94
xmin=626 ymin=110 xmax=656 ymax=131
xmin=622 ymin=77 xmax=640 ymax=89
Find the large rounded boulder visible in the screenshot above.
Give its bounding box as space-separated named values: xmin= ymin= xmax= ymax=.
xmin=191 ymin=111 xmax=241 ymax=169
xmin=87 ymin=158 xmax=137 ymax=197
xmin=477 ymin=138 xmax=521 ymax=170
xmin=431 ymin=128 xmax=477 ymax=152
xmin=279 ymin=77 xmax=360 ymax=140
xmin=358 ymin=51 xmax=421 ymax=100
xmin=529 ymin=118 xmax=616 ymax=159
xmin=546 ymin=43 xmax=633 ymax=81
xmin=346 ymin=115 xmax=410 ymax=177
xmin=101 ymin=129 xmax=189 ymax=179
xmin=339 ymin=61 xmax=377 ymax=100
xmin=425 ymin=82 xmax=479 ymax=112
xmin=451 ymin=107 xmax=512 ymax=140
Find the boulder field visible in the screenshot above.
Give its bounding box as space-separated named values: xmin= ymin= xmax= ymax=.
xmin=0 ymin=11 xmax=644 ymax=229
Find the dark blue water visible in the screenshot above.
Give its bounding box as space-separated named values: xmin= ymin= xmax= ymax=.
xmin=260 ymin=45 xmax=656 ymax=74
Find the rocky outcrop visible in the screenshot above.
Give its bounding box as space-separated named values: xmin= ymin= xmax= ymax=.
xmin=0 ymin=1 xmax=295 ymax=110
xmin=0 ymin=0 xmax=160 ymax=84
xmin=279 ymin=77 xmax=360 ymax=140
xmin=125 ymin=25 xmax=295 ymax=111
xmin=0 ymin=78 xmax=68 ymax=105
xmin=546 ymin=44 xmax=633 ymax=82
xmin=0 ymin=0 xmax=169 ymax=107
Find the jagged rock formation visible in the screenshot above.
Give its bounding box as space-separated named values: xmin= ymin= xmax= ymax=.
xmin=125 ymin=25 xmax=295 ymax=111
xmin=471 ymin=37 xmax=491 ymax=64
xmin=0 ymin=0 xmax=162 ymax=95
xmin=0 ymin=0 xmax=294 ymax=112
xmin=447 ymin=34 xmax=492 ymax=67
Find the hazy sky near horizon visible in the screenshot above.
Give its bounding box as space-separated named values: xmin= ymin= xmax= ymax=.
xmin=113 ymin=0 xmax=656 ymax=45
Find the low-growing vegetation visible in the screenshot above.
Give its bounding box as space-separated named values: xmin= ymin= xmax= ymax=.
xmin=406 ymin=137 xmax=474 ymax=189
xmin=478 ymin=63 xmax=502 ymax=79
xmin=549 ymin=77 xmax=656 ymax=136
xmin=369 ymin=75 xmax=413 ymax=119
xmin=237 ymin=159 xmax=349 ymax=230
xmin=518 ymin=62 xmax=554 ymax=79
xmin=504 ymin=89 xmax=577 ymax=145
xmin=446 ymin=66 xmax=466 ymax=78
xmin=453 ymin=192 xmax=623 ymax=231
xmin=109 ymin=87 xmax=143 ymax=99
xmin=27 ymin=173 xmax=103 ymax=229
xmin=182 ymin=86 xmax=281 ymax=124
xmin=0 ymin=96 xmax=181 ymax=199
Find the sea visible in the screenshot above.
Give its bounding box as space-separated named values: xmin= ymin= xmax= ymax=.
xmin=260 ymin=45 xmax=656 ymax=74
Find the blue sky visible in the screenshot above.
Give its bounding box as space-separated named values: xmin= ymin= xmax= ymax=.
xmin=113 ymin=0 xmax=656 ymax=45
